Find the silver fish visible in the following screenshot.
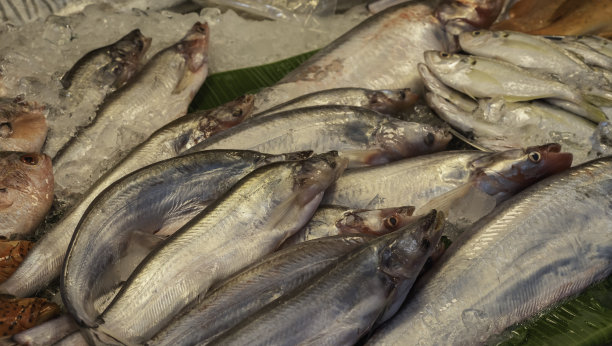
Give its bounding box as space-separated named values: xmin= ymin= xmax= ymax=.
xmin=61 ymin=150 xmax=312 ymax=327
xmin=87 ymin=152 xmax=346 ymax=344
xmin=281 ymin=205 xmax=416 ymax=248
xmin=187 ymin=105 xmax=451 ymax=168
xmin=322 ymin=144 xmax=572 ymax=209
xmin=0 ymin=97 xmax=47 ymax=153
xmin=44 ymin=29 xmax=151 ymax=158
xmin=52 ymin=22 xmax=209 ymax=206
xmin=367 ymin=157 xmax=612 ymax=345
xmin=0 ymin=95 xmax=252 ymax=299
xmin=149 ymin=235 xmax=373 ymax=346
xmin=424 ymin=50 xmax=607 ymax=122
xmin=545 ymin=36 xmax=612 ymax=70
xmin=250 ymin=1 xmax=447 ymax=113
xmin=0 ymin=152 xmax=53 ymax=239
xmin=210 ymin=210 xmax=444 ymax=346
xmin=253 ymin=87 xmax=418 ymax=118
xmin=12 ymin=315 xmax=78 ymax=346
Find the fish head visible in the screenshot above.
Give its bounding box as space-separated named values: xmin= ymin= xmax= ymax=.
xmin=0 ymin=98 xmax=47 ymax=152
xmin=293 ymin=151 xmax=347 ymax=206
xmin=470 ymin=143 xmax=573 ymax=202
xmin=369 ymin=120 xmax=452 ymax=165
xmin=435 ymin=0 xmax=506 ymax=36
xmin=195 ymin=95 xmax=255 ymax=139
xmin=172 ymin=22 xmax=210 ymax=96
xmin=0 ymin=152 xmax=53 ymax=204
xmin=365 ymin=88 xmax=418 ymax=115
xmin=424 ymin=50 xmax=473 ymax=77
xmin=336 ymin=206 xmax=417 ymax=236
xmin=378 ymin=210 xmax=445 ymax=280
xmin=104 ymin=29 xmax=152 ymax=88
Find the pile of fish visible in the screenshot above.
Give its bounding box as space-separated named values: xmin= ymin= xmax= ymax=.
xmin=0 ymin=0 xmax=610 ymax=345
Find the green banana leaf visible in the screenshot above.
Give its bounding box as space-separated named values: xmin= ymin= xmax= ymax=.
xmin=187 ymin=52 xmax=612 ymax=346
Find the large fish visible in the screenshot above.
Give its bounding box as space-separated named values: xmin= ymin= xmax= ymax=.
xmin=423 ymin=50 xmax=607 ymax=122
xmin=61 ymin=150 xmax=313 ymax=328
xmin=187 ymin=105 xmax=451 ymax=168
xmin=86 ymin=152 xmax=346 ymax=344
xmin=322 ymin=144 xmax=572 ymax=210
xmin=210 ymin=210 xmax=444 ymax=346
xmin=367 ymin=156 xmax=612 ymax=345
xmin=149 ymin=235 xmax=373 ymax=346
xmin=44 ymin=29 xmax=151 ymax=158
xmin=0 ymin=96 xmax=252 ymax=299
xmin=0 ymin=97 xmax=47 ymax=153
xmin=52 ymin=22 xmax=209 ymax=206
xmin=250 ymin=1 xmax=448 ymax=113
xmin=0 ymin=152 xmax=53 ymax=239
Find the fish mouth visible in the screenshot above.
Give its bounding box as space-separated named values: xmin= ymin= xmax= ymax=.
xmin=181 ymin=22 xmax=210 ymax=73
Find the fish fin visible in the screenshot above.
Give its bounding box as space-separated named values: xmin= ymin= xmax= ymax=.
xmin=172 ymin=70 xmax=195 ymax=95
xmin=583 ymin=93 xmax=612 ymax=108
xmin=131 ymin=229 xmax=167 ymax=252
xmin=578 ymin=99 xmax=608 ymax=123
xmin=364 ymin=194 xmax=385 ymax=209
xmin=340 ymin=149 xmax=386 ymax=168
xmin=448 ymin=128 xmax=495 ymax=152
xmin=414 ymin=183 xmax=475 ymax=216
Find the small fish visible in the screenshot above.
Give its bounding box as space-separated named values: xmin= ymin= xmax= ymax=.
xmin=44 ymin=29 xmax=151 ymax=158
xmin=0 ymin=97 xmax=47 ymax=153
xmin=210 ymin=210 xmax=444 ymax=346
xmin=0 ymin=152 xmax=53 ymax=239
xmin=281 ymin=205 xmax=417 ymax=248
xmin=424 ymin=50 xmax=607 ymax=122
xmin=546 ymin=36 xmax=612 ymax=71
xmin=187 ymin=105 xmax=451 ymax=168
xmin=12 ymin=315 xmax=79 ymax=346
xmin=0 ymin=240 xmax=33 ymax=283
xmin=253 ymin=87 xmax=418 ymax=118
xmin=0 ymin=297 xmax=59 ymax=338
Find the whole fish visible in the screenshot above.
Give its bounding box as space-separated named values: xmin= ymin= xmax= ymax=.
xmin=281 ymin=205 xmax=416 ymax=248
xmin=367 ymin=156 xmax=612 ymax=345
xmin=250 ymin=1 xmax=447 ymax=113
xmin=424 ymin=50 xmax=607 ymax=122
xmin=0 ymin=240 xmax=33 ymax=283
xmin=0 ymin=95 xmax=252 ymax=299
xmin=0 ymin=297 xmax=59 ymax=337
xmin=12 ymin=315 xmax=78 ymax=346
xmin=86 ymin=152 xmax=346 ymax=344
xmin=149 ymin=235 xmax=373 ymax=346
xmin=0 ymin=97 xmax=47 ymax=153
xmin=187 ymin=105 xmax=451 ymax=168
xmin=61 ymin=150 xmax=313 ymax=327
xmin=458 ymin=30 xmax=612 ymax=93
xmin=44 ymin=29 xmax=151 ymax=158
xmin=0 ymin=152 xmax=53 ymax=239
xmin=210 ymin=210 xmax=444 ymax=346
xmin=253 ymin=87 xmax=418 ymax=118
xmin=52 ymin=22 xmax=209 ymax=206
xmin=322 ymin=144 xmax=572 ymax=209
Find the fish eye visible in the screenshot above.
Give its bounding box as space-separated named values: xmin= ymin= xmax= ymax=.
xmin=424 ymin=132 xmax=435 ymax=146
xmin=528 ymin=151 xmax=541 ymax=163
xmin=439 ymin=52 xmax=450 ymax=58
xmin=502 ymin=32 xmax=510 ymax=38
xmin=232 ymin=109 xmax=243 ymax=117
xmin=20 ymin=155 xmax=38 ymax=165
xmin=471 ymin=31 xmax=481 ymax=36
xmin=384 ymin=215 xmax=399 ymax=229
xmin=399 ymin=90 xmax=406 ymax=100
xmin=421 ymin=238 xmax=431 ymax=249
xmin=111 ymin=65 xmax=123 ymax=76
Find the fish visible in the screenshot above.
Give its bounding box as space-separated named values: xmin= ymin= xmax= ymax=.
xmin=61 ymin=150 xmax=313 ymax=328
xmin=0 ymin=95 xmax=253 ymax=299
xmin=0 ymin=152 xmax=53 ymax=239
xmin=209 ymin=210 xmax=444 ymax=346
xmin=86 ymin=151 xmax=346 ymax=344
xmin=424 ymin=50 xmax=607 ymax=122
xmin=0 ymin=240 xmax=33 ymax=283
xmin=252 ymin=87 xmax=418 ymax=118
xmin=0 ymin=297 xmax=59 ymax=337
xmin=44 ymin=29 xmax=151 ymax=158
xmin=280 ymin=205 xmax=417 ymax=248
xmin=0 ymin=97 xmax=47 ymax=153
xmin=435 ymin=0 xmax=508 ymax=35
xmin=186 ymin=105 xmax=452 ymax=168
xmin=148 ymin=234 xmax=373 ymax=346
xmin=52 ymin=22 xmax=209 ymax=207
xmin=367 ymin=156 xmax=612 ymax=345
xmin=249 ymin=1 xmax=447 ymax=113
xmin=458 ymin=30 xmax=612 ymax=94
xmin=322 ymin=144 xmax=572 ymax=211
xmin=546 ymin=36 xmax=612 ymax=71
xmin=12 ymin=315 xmax=79 ymax=346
